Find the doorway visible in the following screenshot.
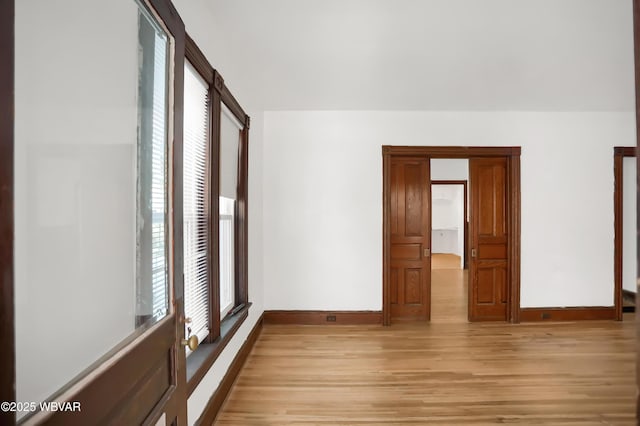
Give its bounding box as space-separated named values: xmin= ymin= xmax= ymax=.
xmin=382 ymin=146 xmax=521 ymax=325
xmin=614 ymin=146 xmax=637 ymax=320
xmin=431 ymin=178 xmax=468 ymax=323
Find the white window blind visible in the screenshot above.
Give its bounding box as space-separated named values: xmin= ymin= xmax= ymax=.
xmin=183 ymin=61 xmax=210 ymax=347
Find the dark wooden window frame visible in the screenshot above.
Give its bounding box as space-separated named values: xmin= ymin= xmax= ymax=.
xmin=184 ymin=35 xmax=251 ymax=396
xmin=382 ymin=146 xmax=521 ymax=325
xmin=0 ymin=0 xmax=15 ymax=425
xmin=613 ymin=146 xmax=636 ymax=321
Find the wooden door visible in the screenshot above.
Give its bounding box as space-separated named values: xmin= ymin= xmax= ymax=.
xmin=389 ymin=158 xmax=431 ymax=321
xmin=469 ymin=157 xmax=509 ymax=321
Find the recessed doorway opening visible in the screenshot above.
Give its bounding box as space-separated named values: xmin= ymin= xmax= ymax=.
xmin=430 ymin=164 xmax=469 ymax=323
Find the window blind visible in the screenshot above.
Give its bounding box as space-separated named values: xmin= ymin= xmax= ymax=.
xmin=183 ymin=61 xmax=211 ymax=347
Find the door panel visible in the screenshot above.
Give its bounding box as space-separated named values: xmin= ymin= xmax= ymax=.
xmin=18 ymin=1 xmax=188 ymax=424
xmin=389 ymin=158 xmax=431 ymax=321
xmin=470 ymin=158 xmax=509 ymax=321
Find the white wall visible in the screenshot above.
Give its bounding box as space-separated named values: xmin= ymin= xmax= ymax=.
xmin=623 ymin=156 xmax=637 ymax=292
xmin=431 ymin=159 xmax=469 ymax=182
xmin=172 ymin=1 xmax=265 ymax=423
xmin=263 ymin=111 xmax=635 ymax=310
xmin=14 ymin=0 xmax=139 ymax=415
xmin=431 ymin=185 xmax=464 ymax=266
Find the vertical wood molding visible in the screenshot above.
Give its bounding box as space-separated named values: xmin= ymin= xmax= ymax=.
xmin=632 ymin=0 xmax=640 ymax=419
xmin=613 ymin=147 xmax=636 ymax=322
xmin=614 ymin=149 xmax=623 ymax=321
xmin=509 ymin=153 xmax=521 ymax=323
xmin=195 ymin=315 xmax=263 ymax=426
xmin=382 ymin=150 xmax=391 ymax=326
xmin=0 ymin=1 xmax=14 ymax=425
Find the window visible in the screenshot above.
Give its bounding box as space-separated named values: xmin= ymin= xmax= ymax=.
xmin=136 ymin=4 xmax=170 ymax=327
xmin=182 ymin=36 xmax=250 ymax=390
xmin=219 ymin=105 xmax=243 ymax=318
xmin=183 ymin=61 xmax=211 ymax=347
xmin=219 ymin=196 xmax=235 ymax=317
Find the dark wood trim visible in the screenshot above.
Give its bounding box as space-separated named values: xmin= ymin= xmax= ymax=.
xmin=162 ymin=0 xmax=188 ymax=421
xmin=382 ymin=146 xmax=521 ymax=325
xmin=382 ymin=151 xmax=391 ymax=326
xmin=0 ymin=1 xmax=14 ymax=425
xmin=185 ymin=34 xmax=214 ymax=83
xmin=431 ymin=180 xmax=468 ymax=268
xmin=186 ymin=304 xmax=250 ymax=396
xmin=613 ymin=147 xmax=636 ymax=321
xmin=236 ymin=126 xmax=249 ymax=306
xmin=520 ymin=307 xmax=616 ymax=322
xmin=633 ymin=0 xmax=640 ymax=417
xmin=622 ymin=289 xmax=636 ymax=313
xmin=195 ymin=315 xmax=264 ymax=426
xmin=209 ymin=68 xmax=222 ymax=343
xmin=508 ymin=154 xmax=521 ymax=324
xmin=221 ymin=87 xmax=248 ymax=127
xmin=263 ymin=310 xmax=383 ymax=325
xmin=23 ymin=315 xmax=177 ymax=424
xmin=382 ymin=146 xmax=521 ymax=158
xmin=615 ymin=146 xmax=636 ymax=157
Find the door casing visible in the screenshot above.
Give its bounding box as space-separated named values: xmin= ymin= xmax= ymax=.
xmin=613 ymin=146 xmax=636 ymax=321
xmin=382 ymin=146 xmax=521 ymax=325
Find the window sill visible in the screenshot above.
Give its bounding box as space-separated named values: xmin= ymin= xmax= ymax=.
xmin=186 ymin=303 xmax=251 ymax=395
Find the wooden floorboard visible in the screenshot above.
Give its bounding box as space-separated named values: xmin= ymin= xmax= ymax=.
xmin=216 ymin=257 xmax=635 ymax=425
xmin=431 ymin=254 xmax=468 ymax=324
xmin=215 ymin=315 xmax=636 ymax=425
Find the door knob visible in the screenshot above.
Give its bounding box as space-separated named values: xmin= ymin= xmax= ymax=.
xmin=471 ymin=248 xmax=477 ymax=258
xmin=181 ymin=335 xmax=199 ymax=351
xmin=423 ymin=248 xmax=430 ymax=258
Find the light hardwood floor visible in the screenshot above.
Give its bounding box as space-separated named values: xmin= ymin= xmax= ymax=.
xmin=431 ymin=254 xmax=467 ymax=323
xmin=215 ymin=257 xmax=636 ymax=425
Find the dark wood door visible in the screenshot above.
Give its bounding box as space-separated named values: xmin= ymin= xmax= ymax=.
xmin=469 ymin=157 xmax=509 ymax=321
xmin=389 ymin=158 xmax=431 ymax=321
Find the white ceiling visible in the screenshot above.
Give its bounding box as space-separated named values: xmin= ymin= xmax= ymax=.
xmin=210 ymin=0 xmax=635 ymax=111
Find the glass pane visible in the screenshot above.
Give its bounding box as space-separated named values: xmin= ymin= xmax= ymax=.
xmin=220 ymin=105 xmax=241 ymax=199
xmin=136 ymin=4 xmax=170 ymax=327
xmin=219 ymin=197 xmax=236 ymax=317
xmin=14 ymin=0 xmax=172 ymax=418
